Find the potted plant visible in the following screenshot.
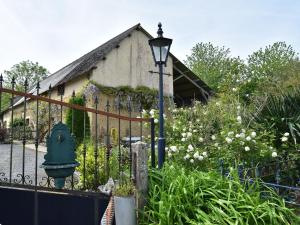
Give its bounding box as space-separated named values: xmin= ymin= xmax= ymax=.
xmin=113 ymin=182 xmax=136 ymax=225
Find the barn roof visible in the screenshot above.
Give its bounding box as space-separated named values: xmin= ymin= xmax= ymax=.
xmin=6 ymin=23 xmax=212 ymax=110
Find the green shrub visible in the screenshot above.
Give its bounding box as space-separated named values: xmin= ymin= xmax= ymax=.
xmin=65 ymin=95 xmax=90 ymax=146
xmin=113 ymin=182 xmax=135 ymax=197
xmin=143 ymin=99 xmax=277 ymax=169
xmin=140 ymin=164 xmax=299 ymax=225
xmin=10 ymin=117 xmax=24 ymax=128
xmin=76 ymin=141 xmax=126 ymax=190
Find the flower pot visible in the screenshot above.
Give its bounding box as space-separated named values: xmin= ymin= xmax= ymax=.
xmin=114 ymin=195 xmax=136 ymax=225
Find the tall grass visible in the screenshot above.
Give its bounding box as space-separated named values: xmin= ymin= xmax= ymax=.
xmin=140 ymin=164 xmax=299 ymax=225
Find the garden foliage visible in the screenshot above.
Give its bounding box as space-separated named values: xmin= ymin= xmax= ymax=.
xmin=141 ymin=164 xmax=299 ymax=225
xmin=140 ymin=41 xmax=300 ymax=224
xmin=65 ymin=95 xmax=90 ymax=145
xmin=76 ymin=142 xmax=128 ymax=189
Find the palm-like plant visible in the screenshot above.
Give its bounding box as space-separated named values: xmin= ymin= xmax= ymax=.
xmin=253 ymin=88 xmax=300 ymax=148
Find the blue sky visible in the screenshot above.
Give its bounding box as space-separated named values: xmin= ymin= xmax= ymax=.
xmin=0 ymin=0 xmax=299 ymax=74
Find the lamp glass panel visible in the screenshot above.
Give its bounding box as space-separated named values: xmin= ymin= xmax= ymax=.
xmin=161 ymin=46 xmax=168 ymax=63
xmin=153 ymin=46 xmax=169 ymax=63
xmin=153 ymin=46 xmax=161 ymax=63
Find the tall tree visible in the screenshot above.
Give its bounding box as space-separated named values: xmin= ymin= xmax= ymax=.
xmin=247 ymin=42 xmax=296 ymax=80
xmin=1 ymin=60 xmax=49 ymax=112
xmin=185 ymin=42 xmax=244 ymax=91
xmin=3 ymin=60 xmax=49 ymax=91
xmin=241 ymin=42 xmax=298 ymax=97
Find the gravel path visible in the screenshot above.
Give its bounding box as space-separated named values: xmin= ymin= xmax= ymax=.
xmin=0 ymin=143 xmax=48 ymax=185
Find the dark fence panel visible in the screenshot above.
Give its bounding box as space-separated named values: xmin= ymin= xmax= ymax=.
xmin=0 ymin=185 xmax=109 ymax=225
xmin=218 ymin=159 xmax=300 ymax=207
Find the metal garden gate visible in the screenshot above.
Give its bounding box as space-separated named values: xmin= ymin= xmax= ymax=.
xmin=0 ymin=76 xmax=156 ymax=225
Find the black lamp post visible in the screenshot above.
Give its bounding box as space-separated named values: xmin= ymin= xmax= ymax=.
xmin=149 ymin=23 xmax=172 ymax=168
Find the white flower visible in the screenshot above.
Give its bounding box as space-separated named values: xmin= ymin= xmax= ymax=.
xmin=154 ymin=119 xmax=159 ymax=124
xmin=196 ymin=119 xmax=200 ymax=122
xmin=245 ymin=146 xmax=250 ymax=151
xmin=187 ymin=132 xmax=192 ymax=138
xmin=182 ymin=133 xmax=187 ymax=137
xmin=172 ymin=109 xmax=177 ymax=113
xmin=181 ymin=138 xmax=186 ymax=142
xmin=211 ymin=135 xmax=216 ymax=140
xmin=168 ymin=152 xmax=172 ymax=157
xmin=193 ymin=129 xmax=197 ymax=133
xmin=200 ymin=125 xmax=203 ymax=129
xmin=232 ymin=88 xmax=237 ymax=92
xmin=216 ymin=102 xmax=220 ymax=106
xmin=235 ymin=134 xmax=240 ymax=138
xmin=228 ymin=131 xmax=234 ymax=136
xmin=246 ymin=136 xmax=251 ymax=141
xmin=236 ymin=116 xmax=242 ymax=122
xmin=150 ymin=109 xmax=155 ymax=116
xmin=217 ymin=147 xmax=221 ymax=150
xmin=142 ymin=109 xmax=147 ymax=115
xmin=188 ymin=144 xmax=194 ymax=151
xmin=251 ymin=132 xmax=257 ymax=138
xmin=241 ymin=129 xmax=246 ymax=133
xmin=198 ymin=137 xmax=204 ymax=142
xmin=214 ymin=143 xmax=219 ymax=147
xmin=284 ymin=132 xmax=289 ymax=137
xmin=190 ymin=159 xmax=194 ymax=163
xmin=272 ymin=152 xmax=278 ymax=158
xmin=198 ymin=155 xmax=204 ymax=161
xmin=202 ymin=151 xmax=207 ymax=157
xmin=237 ymin=105 xmax=241 ymax=110
xmin=240 ymin=133 xmax=246 ymax=138
xmin=240 ymin=141 xmax=245 ymax=146
xmin=281 ymin=136 xmax=288 ymax=142
xmin=193 ymin=151 xmax=199 ymax=158
xmin=225 ymin=137 xmax=232 ymax=143
xmin=269 ymin=146 xmax=273 ymax=150
xmin=170 ymin=146 xmax=177 ymax=152
xmin=184 ymin=154 xmax=190 ymax=160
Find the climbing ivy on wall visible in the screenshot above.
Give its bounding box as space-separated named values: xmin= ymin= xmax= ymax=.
xmin=89 ymin=81 xmax=173 ymax=110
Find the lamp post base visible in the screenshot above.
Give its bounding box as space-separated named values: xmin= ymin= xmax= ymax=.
xmin=158 ymin=137 xmax=165 ymax=169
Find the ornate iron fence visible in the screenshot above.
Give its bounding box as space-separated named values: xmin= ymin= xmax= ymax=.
xmin=0 ymin=75 xmax=156 ymax=191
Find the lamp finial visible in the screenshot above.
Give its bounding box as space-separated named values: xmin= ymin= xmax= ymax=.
xmin=157 ymin=22 xmax=163 ymax=37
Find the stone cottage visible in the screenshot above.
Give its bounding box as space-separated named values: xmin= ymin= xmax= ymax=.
xmin=1 ymin=23 xmax=212 ymax=141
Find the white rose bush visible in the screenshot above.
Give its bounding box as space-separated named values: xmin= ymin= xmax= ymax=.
xmin=141 ymin=97 xmax=298 ymax=170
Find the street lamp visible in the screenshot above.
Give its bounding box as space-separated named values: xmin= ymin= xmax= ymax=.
xmin=149 ymin=23 xmax=172 ymax=168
